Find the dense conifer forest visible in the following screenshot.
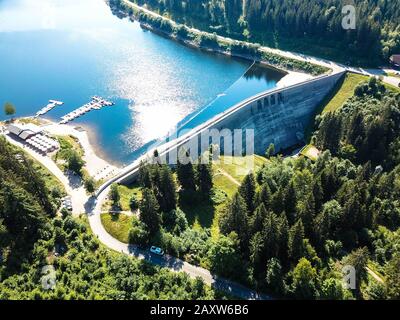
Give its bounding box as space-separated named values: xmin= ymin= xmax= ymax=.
xmin=118 ymin=79 xmax=400 ymax=299
xmin=127 ymin=0 xmax=400 ymax=65
xmin=0 ymin=138 xmax=214 ymax=299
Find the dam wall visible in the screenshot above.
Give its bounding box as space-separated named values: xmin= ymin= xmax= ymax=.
xmin=99 ymin=70 xmax=345 ymax=190
xmin=209 ymin=71 xmax=345 ymax=154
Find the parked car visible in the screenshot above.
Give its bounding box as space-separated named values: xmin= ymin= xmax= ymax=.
xmin=61 ymin=197 xmax=73 ymax=211
xmin=150 ymin=246 xmax=164 ymax=256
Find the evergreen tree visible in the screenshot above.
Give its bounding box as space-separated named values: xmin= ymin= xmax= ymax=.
xmin=385 ymin=254 xmax=400 ymax=299
xmin=256 ymin=183 xmax=272 ymax=209
xmin=278 ymin=213 xmax=289 ymax=263
xmin=138 ymin=161 xmax=152 ymax=189
xmin=250 ymin=203 xmax=268 ymax=234
xmin=288 ymin=220 xmax=305 ymax=263
xmin=283 ymin=182 xmax=297 ymax=224
xmin=109 ymin=183 xmax=120 ymax=207
xmin=291 ymin=258 xmax=319 ymax=299
xmin=263 ymin=210 xmax=280 ymax=259
xmin=239 ymin=172 xmax=256 ymax=213
xmin=139 ymin=188 xmax=161 ymax=236
xmin=219 ymin=193 xmax=249 ymax=249
xmin=177 ymin=150 xmax=196 ymax=191
xmin=196 ymin=160 xmax=213 ymax=197
xmin=265 ymin=258 xmax=284 ymax=295
xmin=296 ymin=193 xmax=315 ymax=237
xmin=157 ymin=166 xmax=177 ymax=213
xmin=249 ymin=232 xmax=265 ymax=275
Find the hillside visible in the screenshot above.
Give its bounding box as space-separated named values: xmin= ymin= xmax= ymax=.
xmin=0 ymin=137 xmax=215 ymax=300
xmin=126 ymin=0 xmax=400 ymax=66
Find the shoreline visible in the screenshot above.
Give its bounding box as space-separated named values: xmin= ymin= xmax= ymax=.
xmin=112 ymin=0 xmax=332 ymax=76
xmin=40 ymin=120 xmax=122 ymax=178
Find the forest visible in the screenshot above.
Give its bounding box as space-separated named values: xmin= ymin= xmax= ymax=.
xmin=0 ymin=138 xmax=215 ymax=299
xmin=1 ymin=80 xmax=400 ymax=300
xmin=125 ymin=0 xmax=400 ymax=66
xmin=114 ymin=77 xmax=400 ymax=299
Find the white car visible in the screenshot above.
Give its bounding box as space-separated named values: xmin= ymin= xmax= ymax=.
xmin=150 ymin=246 xmax=164 ymax=256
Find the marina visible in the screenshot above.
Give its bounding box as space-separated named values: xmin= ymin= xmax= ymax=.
xmin=59 ymin=96 xmax=114 ymax=124
xmin=35 ymin=100 xmax=64 ymax=117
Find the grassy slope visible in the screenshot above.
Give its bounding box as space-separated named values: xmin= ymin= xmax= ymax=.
xmin=182 ymin=154 xmax=268 ymax=234
xmin=215 ymin=155 xmax=268 ymax=184
xmin=103 ymin=155 xmax=269 ymax=242
xmin=322 ymin=73 xmax=369 ymax=114
xmin=10 ymin=144 xmax=66 ymax=194
xmin=300 ymin=145 xmax=320 ymax=161
xmin=117 ymin=184 xmax=142 ymax=211
xmin=100 ymin=213 xmax=134 ymax=244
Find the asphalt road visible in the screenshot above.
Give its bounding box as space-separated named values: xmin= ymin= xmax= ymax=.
xmin=89 ymin=186 xmax=271 ymax=300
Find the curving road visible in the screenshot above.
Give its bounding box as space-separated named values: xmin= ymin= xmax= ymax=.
xmin=89 ymin=185 xmax=270 ymax=300
xmin=2 ymin=132 xmax=269 ymax=299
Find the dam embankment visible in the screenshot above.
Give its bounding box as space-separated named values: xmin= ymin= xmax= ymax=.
xmin=97 ymin=70 xmax=345 ymax=190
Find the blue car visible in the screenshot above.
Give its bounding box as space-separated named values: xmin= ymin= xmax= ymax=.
xmin=150 ymin=246 xmax=164 ymax=256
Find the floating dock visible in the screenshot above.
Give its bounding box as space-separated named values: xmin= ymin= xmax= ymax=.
xmin=59 ymin=96 xmax=114 ymax=124
xmin=35 ymin=100 xmax=64 ymax=117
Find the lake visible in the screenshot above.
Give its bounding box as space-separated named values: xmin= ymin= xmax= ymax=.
xmin=0 ymin=0 xmax=284 ymax=165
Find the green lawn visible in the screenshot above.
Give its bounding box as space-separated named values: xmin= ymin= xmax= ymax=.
xmin=384 ymin=82 xmax=400 ymax=93
xmin=322 ymin=73 xmax=369 ymax=114
xmin=117 ymin=184 xmax=142 ymax=211
xmin=386 ymin=72 xmax=400 ymax=79
xmin=103 ymin=183 xmax=142 ymax=212
xmin=215 ymin=155 xmax=268 ymax=183
xmin=52 ymin=135 xmax=85 ymax=172
xmin=300 ymin=145 xmax=320 ymax=161
xmin=178 ymin=155 xmax=267 ymax=231
xmin=213 ymin=174 xmax=238 ymax=198
xmin=100 ymin=213 xmax=134 ymax=243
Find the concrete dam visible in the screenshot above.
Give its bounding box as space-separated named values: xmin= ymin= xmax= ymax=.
xmin=97 ymin=70 xmax=345 ymax=191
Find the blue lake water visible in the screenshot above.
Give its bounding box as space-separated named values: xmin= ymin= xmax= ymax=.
xmin=0 ymin=0 xmax=284 ymax=165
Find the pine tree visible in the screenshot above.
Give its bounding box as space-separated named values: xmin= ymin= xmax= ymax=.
xmin=220 ymin=193 xmax=249 ymax=249
xmin=250 ymin=203 xmax=268 ymax=234
xmin=278 ymin=213 xmax=289 ymax=263
xmin=196 ymin=160 xmax=213 ymax=197
xmin=138 ymin=161 xmax=152 ymax=189
xmin=312 ymin=179 xmax=324 ymax=213
xmin=177 ymin=150 xmax=196 ymax=191
xmin=157 ymin=166 xmax=177 ymax=213
xmin=283 ymin=182 xmax=297 ymax=223
xmin=288 ymin=220 xmax=305 ymax=263
xmin=249 ymin=232 xmax=265 ymax=274
xmin=296 ymin=193 xmax=315 ymax=238
xmin=239 ymin=172 xmax=256 ymax=213
xmin=109 ymin=183 xmax=120 ymax=207
xmin=256 ymin=183 xmax=272 ymax=209
xmin=263 ymin=210 xmax=280 ymax=259
xmin=139 ymin=188 xmax=161 ymax=235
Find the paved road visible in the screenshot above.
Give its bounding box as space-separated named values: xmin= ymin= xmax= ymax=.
xmin=90 ymin=186 xmax=270 ymax=300
xmin=3 ymin=132 xmax=269 ymax=299
xmin=121 ymin=0 xmax=400 ymax=90
xmin=4 ymin=134 xmax=87 ymax=215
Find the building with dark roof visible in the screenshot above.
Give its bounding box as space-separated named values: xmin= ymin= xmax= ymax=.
xmin=390 ymin=54 xmax=400 ymax=68
xmin=7 ymin=123 xmax=42 ymax=140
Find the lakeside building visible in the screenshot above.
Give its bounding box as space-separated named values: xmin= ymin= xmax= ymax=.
xmin=7 ymin=123 xmax=43 ymax=141
xmin=7 ymin=123 xmax=59 ymax=154
xmin=390 ymin=54 xmax=400 ymax=68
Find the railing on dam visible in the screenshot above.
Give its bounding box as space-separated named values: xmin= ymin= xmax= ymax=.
xmin=95 ymin=69 xmax=345 ymax=197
